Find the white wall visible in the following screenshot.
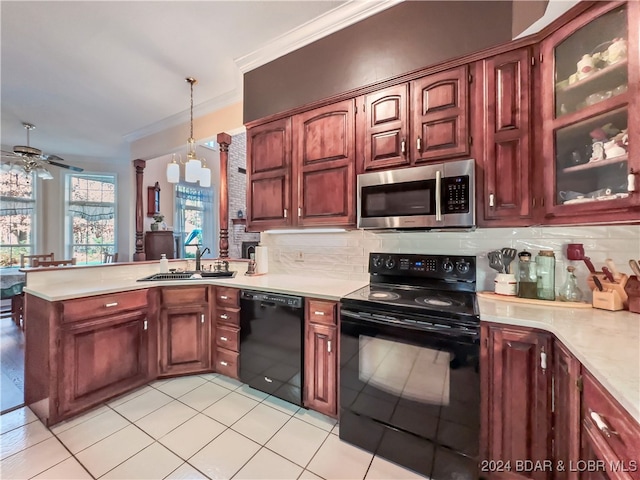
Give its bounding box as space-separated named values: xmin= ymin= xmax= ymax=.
xmin=260 ymin=225 xmax=640 ymax=300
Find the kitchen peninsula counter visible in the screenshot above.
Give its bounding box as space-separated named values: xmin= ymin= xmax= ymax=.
xmin=478 ymin=296 xmax=640 ymax=424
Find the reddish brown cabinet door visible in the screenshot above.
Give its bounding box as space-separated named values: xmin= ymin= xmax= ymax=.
xmin=359 ymin=84 xmax=410 ymax=171
xmin=411 ymin=65 xmax=470 ymax=163
xmin=247 ymin=117 xmax=292 ymax=230
xmin=59 ymin=311 xmax=150 ymax=417
xmin=484 ymin=323 xmax=553 ymax=480
xmin=159 ymin=304 xmax=210 ymax=376
xmin=553 ymin=340 xmax=582 ymax=480
xmin=480 ymin=48 xmax=533 ymax=225
xmin=293 ymin=99 xmax=356 ymax=227
xmin=304 ymin=322 xmax=337 ymax=417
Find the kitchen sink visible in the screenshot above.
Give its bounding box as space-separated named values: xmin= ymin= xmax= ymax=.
xmin=137 ymin=271 xmax=236 ymax=281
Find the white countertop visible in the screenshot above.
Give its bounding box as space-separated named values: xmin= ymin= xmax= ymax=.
xmin=478 ymin=296 xmax=640 ymax=424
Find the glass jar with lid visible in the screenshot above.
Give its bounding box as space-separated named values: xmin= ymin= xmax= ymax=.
xmin=517 ymin=251 xmax=537 ymax=299
xmin=558 ymin=266 xmax=583 ymax=302
xmin=536 ymin=250 xmax=556 ymax=301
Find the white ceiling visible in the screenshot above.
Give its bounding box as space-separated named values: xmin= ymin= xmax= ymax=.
xmin=1 ymin=0 xmax=398 ymax=165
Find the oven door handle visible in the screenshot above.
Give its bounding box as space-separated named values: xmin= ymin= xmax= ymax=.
xmin=340 ymin=310 xmax=478 ymax=339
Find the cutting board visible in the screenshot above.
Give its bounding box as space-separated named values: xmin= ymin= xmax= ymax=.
xmin=477 ymin=291 xmax=592 ymax=308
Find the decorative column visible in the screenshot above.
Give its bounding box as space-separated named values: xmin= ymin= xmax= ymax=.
xmin=133 ymin=159 xmax=146 ymax=261
xmin=217 ymin=132 xmax=231 ymax=258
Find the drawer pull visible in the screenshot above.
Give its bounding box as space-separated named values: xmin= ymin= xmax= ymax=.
xmin=220 ymin=295 xmax=228 ymax=300
xmin=265 ymin=377 xmax=273 ymax=383
xmin=314 ymin=311 xmax=325 ymax=316
xmin=105 ymin=302 xmax=118 ymax=307
xmin=220 ymin=314 xmax=228 ymax=320
xmin=220 ymin=336 xmax=228 ymax=341
xmin=220 ymin=361 xmax=228 ymax=366
xmin=590 ymin=410 xmax=618 ymax=438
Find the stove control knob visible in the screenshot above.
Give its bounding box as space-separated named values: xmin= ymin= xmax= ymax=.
xmin=442 ymin=259 xmax=454 ymax=273
xmin=372 ymin=256 xmax=383 ymax=268
xmin=385 ymin=257 xmax=396 ymax=270
xmin=457 ymin=261 xmax=470 ymax=274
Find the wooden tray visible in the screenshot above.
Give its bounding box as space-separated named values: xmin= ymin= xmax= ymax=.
xmin=477 ymin=291 xmax=592 ymax=308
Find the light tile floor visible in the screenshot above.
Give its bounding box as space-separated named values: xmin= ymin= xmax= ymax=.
xmin=0 ymin=373 xmax=428 ymax=479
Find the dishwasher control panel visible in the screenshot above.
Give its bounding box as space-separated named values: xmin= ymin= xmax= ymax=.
xmin=240 ymin=290 xmax=303 ymax=308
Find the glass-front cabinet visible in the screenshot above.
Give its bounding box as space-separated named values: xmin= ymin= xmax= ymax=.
xmin=541 ymin=1 xmax=639 ymax=222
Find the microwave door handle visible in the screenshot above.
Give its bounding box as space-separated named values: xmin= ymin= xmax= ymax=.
xmin=435 ymin=170 xmax=443 ymax=222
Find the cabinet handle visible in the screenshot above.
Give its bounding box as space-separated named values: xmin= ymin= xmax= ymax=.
xmin=220 ymin=314 xmax=228 ymax=320
xmin=220 ymin=295 xmax=228 ymax=300
xmin=401 ymin=139 xmax=406 ymax=154
xmin=105 ymin=302 xmax=118 ymax=307
xmin=220 ymin=361 xmax=228 ymax=366
xmin=314 ymin=311 xmax=325 ymax=315
xmin=590 ymin=410 xmax=618 ymax=438
xmin=540 ymin=350 xmax=547 ymax=371
xmin=264 ymin=376 xmax=273 ymax=383
xmin=327 ymin=340 xmax=332 ymax=353
xmin=201 ymin=314 xmax=205 ymax=324
xmin=628 ymin=170 xmax=636 ymax=192
xmin=143 ymin=320 xmax=148 ymax=330
xmin=416 ymin=137 xmax=422 ymax=151
xmin=220 ymin=336 xmax=228 ymax=341
xmin=298 ymin=207 xmax=302 ymax=217
xmin=284 ymin=208 xmax=288 ymax=218
xmin=489 ymin=193 xmax=495 ymax=208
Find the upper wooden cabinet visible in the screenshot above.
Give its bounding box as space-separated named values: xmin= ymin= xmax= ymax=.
xmin=477 ymin=47 xmax=534 ymax=226
xmin=247 ymin=100 xmax=356 ymax=230
xmin=540 ymin=1 xmax=640 ymax=224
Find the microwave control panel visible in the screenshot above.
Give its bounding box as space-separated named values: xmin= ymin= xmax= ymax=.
xmin=443 ymin=175 xmax=470 ymax=213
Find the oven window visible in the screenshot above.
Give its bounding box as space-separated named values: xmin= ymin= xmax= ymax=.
xmin=362 ymin=180 xmax=435 ymax=217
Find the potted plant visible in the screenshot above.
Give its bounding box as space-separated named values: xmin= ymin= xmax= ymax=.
xmin=151 ymin=213 xmax=164 ymax=231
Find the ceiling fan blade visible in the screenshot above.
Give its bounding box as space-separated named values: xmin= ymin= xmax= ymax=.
xmin=42 ymin=154 xmax=65 ymax=162
xmin=45 ymin=159 xmax=84 ymax=172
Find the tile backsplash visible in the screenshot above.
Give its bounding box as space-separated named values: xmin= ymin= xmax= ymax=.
xmin=261 ymin=225 xmax=640 ymax=298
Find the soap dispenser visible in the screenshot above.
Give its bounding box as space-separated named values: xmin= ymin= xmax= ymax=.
xmin=159 ymin=253 xmax=169 ymax=273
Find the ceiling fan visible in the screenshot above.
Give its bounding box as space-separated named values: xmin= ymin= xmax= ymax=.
xmin=1 ymin=122 xmax=83 ymax=179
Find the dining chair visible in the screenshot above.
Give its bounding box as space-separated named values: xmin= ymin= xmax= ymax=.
xmin=33 ymin=258 xmax=77 ymax=267
xmin=20 ymin=252 xmax=54 ymax=267
xmin=103 ymin=252 xmax=118 ymax=263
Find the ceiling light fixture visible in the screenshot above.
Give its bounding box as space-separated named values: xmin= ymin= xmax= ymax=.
xmin=167 ymin=77 xmax=211 ymax=186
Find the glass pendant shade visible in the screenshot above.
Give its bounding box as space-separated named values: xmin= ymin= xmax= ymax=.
xmin=199 ymin=165 xmax=211 ymax=187
xmin=166 ymin=161 xmax=180 ymax=183
xmin=185 ymin=158 xmax=202 ymax=182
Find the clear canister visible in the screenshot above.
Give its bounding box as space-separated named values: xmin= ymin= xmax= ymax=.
xmin=536 ymin=250 xmax=556 ymax=301
xmin=517 ymin=251 xmax=537 ymax=299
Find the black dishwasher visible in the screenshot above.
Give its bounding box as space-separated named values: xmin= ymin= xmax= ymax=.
xmin=239 ymin=290 xmax=304 ymax=406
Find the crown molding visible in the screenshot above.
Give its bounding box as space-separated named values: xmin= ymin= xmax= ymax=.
xmin=235 ymin=0 xmax=404 ymax=74
xmin=123 ymin=88 xmax=242 ymax=144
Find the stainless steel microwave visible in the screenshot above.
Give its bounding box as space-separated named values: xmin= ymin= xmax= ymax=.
xmin=357 ymin=159 xmax=475 ymax=230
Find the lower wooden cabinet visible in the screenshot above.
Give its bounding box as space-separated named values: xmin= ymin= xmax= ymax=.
xmin=304 ymin=299 xmax=338 ymax=417
xmin=213 ymin=286 xmax=240 ymax=379
xmin=158 ymin=286 xmax=211 ymax=376
xmin=482 ymin=323 xmax=553 ymax=480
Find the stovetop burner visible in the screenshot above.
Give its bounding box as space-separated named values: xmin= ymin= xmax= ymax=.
xmin=414 ymin=295 xmax=464 ymax=308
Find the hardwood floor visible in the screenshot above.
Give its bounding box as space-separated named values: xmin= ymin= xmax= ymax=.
xmin=1 ymin=305 xmax=25 ymax=412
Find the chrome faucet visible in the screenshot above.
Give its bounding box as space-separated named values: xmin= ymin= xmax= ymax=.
xmin=195 ymin=246 xmax=210 ymax=272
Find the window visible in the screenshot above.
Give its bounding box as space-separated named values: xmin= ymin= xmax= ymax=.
xmin=175 ymin=184 xmax=214 ymax=258
xmin=66 ymin=174 xmax=116 ymax=264
xmin=0 ymin=172 xmax=36 ymax=266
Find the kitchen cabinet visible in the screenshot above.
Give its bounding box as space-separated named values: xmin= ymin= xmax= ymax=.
xmin=246 ymin=117 xmax=292 ymax=230
xmin=482 ymin=323 xmax=552 ymax=480
xmin=477 ymin=47 xmax=534 ymax=226
xmin=158 ymin=286 xmax=211 ymax=376
xmin=25 ymin=290 xmax=152 ymax=426
xmin=581 ymin=369 xmax=640 ymax=480
xmin=553 ymin=340 xmax=582 ymax=480
xmin=247 ymin=100 xmax=356 ymax=230
xmin=540 ymin=0 xmax=640 ymax=224
xmin=145 ymin=231 xmax=178 ymax=260
xmin=304 ymin=299 xmax=338 ymax=417
xmin=213 ymin=286 xmax=240 ymax=379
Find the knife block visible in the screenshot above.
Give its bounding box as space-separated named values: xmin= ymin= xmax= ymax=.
xmin=624 ymin=276 xmax=640 ymax=314
xmin=587 ymin=273 xmax=629 ymax=310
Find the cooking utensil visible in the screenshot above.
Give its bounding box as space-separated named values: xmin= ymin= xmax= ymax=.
xmin=593 ymin=275 xmax=604 ymax=292
xmin=601 ymin=266 xmax=615 ymax=283
xmin=488 ymin=250 xmax=505 ymax=273
xmin=605 ymin=258 xmax=622 ymax=282
xmin=629 ymin=259 xmax=640 ymax=278
xmin=582 ymin=256 xmax=596 ymax=273
xmin=501 ymin=248 xmax=517 ymax=274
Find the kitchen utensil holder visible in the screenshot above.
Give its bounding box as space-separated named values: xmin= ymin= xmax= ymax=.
xmin=624 ymin=276 xmax=640 ymax=314
xmin=494 ymin=273 xmax=517 ymax=296
xmin=587 ymin=273 xmax=629 ymax=310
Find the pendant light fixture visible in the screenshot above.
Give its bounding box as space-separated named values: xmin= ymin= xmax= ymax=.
xmin=167 ymin=77 xmax=204 ymax=184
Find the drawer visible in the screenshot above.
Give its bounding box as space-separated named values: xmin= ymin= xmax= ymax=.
xmin=306 ymin=299 xmax=337 ymax=326
xmin=216 ymin=325 xmax=239 ymax=351
xmin=161 ymin=286 xmax=208 ymax=305
xmin=216 ymin=348 xmax=239 ymax=379
xmin=62 ymin=289 xmax=148 ymax=323
xmin=583 ymin=370 xmax=640 ymax=478
xmin=216 ymin=287 xmax=239 ymax=308
xmin=215 ymin=308 xmax=240 ymax=326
